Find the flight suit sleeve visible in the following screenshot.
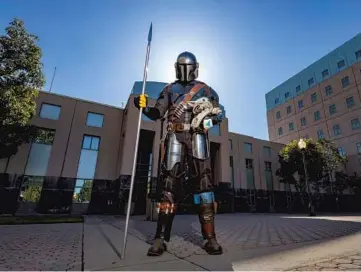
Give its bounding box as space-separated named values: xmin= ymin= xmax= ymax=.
xmin=142 ymin=84 xmax=171 ymax=121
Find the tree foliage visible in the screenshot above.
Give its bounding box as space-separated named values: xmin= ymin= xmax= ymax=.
xmin=276 ymin=139 xmax=346 ymax=194
xmin=0 ymin=18 xmax=45 ymax=159
xmin=77 ymin=180 xmax=93 ymax=203
xmin=22 ymin=184 xmax=42 ymax=203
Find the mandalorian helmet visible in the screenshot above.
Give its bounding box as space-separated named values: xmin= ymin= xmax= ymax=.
xmin=175 ymin=51 xmax=199 ymax=82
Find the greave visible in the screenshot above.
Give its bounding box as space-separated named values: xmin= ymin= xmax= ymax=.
xmin=154 ymin=200 xmax=177 ymax=242
xmin=198 ymin=202 xmax=216 ymax=240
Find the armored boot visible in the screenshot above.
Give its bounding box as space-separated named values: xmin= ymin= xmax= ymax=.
xmin=147 ymin=199 xmax=176 ymax=256
xmin=196 ymin=192 xmax=223 ymax=255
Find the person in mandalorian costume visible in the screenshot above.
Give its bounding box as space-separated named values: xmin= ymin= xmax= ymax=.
xmin=134 ymin=51 xmax=224 ymax=256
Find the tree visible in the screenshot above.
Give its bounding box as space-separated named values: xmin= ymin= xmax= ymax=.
xmin=348 ymin=173 xmax=361 ymax=195
xmin=276 ymin=139 xmax=325 ymax=194
xmin=0 ymin=18 xmax=45 ymax=160
xmin=78 ymin=180 xmax=93 ymax=203
xmin=22 ymin=184 xmax=42 ymax=203
xmin=318 ymin=139 xmax=347 ymax=194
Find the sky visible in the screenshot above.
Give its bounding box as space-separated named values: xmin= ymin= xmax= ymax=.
xmin=1 ymin=0 xmax=361 ymax=140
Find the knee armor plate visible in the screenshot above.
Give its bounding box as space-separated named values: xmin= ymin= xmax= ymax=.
xmin=164 ymin=133 xmax=182 ymax=171
xmin=192 ymin=133 xmax=210 ymax=160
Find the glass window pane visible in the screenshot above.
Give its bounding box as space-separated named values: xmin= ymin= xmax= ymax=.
xmin=40 ymin=104 xmax=61 ymax=120
xmin=76 ymin=149 xmax=98 ymax=179
xmin=91 ymin=137 xmax=100 ymax=150
xmin=208 ymin=124 xmax=221 ymax=136
xmin=82 ymin=136 xmax=92 ymax=149
xmin=25 ymin=143 xmax=52 ymax=176
xmin=75 ymin=179 xmax=84 ymax=187
xmin=86 ymin=113 xmax=104 ymax=128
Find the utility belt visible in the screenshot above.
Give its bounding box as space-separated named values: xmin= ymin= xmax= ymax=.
xmin=167 ymin=122 xmax=191 ymax=132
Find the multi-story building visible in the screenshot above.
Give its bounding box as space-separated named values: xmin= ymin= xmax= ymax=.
xmin=266 ymin=33 xmax=361 ymax=175
xmin=0 ymin=81 xmax=286 ymax=215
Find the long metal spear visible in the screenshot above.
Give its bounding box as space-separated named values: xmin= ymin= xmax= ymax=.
xmin=121 ymin=22 xmax=153 ymax=260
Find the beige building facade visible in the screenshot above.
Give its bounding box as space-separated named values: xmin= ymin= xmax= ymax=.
xmin=0 ymin=86 xmax=284 ymax=191
xmin=266 ymin=33 xmax=361 ymax=175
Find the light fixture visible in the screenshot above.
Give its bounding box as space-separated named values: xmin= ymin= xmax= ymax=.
xmin=298 ymin=138 xmax=307 ymax=150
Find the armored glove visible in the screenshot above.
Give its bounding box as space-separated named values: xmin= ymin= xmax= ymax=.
xmin=134 ymin=94 xmax=148 ymax=109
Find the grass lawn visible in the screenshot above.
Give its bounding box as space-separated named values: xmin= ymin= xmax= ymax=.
xmin=0 ymin=215 xmax=84 ymax=225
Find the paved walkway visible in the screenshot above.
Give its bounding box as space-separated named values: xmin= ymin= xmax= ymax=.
xmin=291 ymin=253 xmax=361 ymax=271
xmin=0 ymin=223 xmax=83 ymax=271
xmin=1 ymin=213 xmax=361 ymax=271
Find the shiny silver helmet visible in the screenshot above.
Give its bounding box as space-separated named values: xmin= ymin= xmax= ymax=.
xmin=174 ymin=51 xmax=199 ymax=82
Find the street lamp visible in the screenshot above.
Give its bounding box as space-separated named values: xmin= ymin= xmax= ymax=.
xmin=297 ymin=139 xmax=316 ymax=216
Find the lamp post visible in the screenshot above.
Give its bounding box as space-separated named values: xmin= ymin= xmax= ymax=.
xmin=297 ymin=139 xmax=316 ymax=216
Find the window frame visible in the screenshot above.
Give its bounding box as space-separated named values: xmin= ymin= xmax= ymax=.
xmin=39 ymin=103 xmax=61 ymax=120
xmin=341 ymin=76 xmax=350 ymax=88
xmin=82 ymin=135 xmax=101 ymax=151
xmin=86 ymin=112 xmax=104 ymax=128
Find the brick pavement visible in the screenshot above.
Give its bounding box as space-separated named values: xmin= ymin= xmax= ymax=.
xmin=290 ymin=252 xmax=361 ymax=271
xmin=100 ymin=214 xmax=361 ymax=259
xmin=0 ymin=223 xmax=83 ymax=271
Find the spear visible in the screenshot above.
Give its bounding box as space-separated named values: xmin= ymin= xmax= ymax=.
xmin=121 ymin=22 xmax=153 ymax=259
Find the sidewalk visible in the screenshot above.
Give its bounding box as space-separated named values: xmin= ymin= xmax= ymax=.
xmin=83 ymin=215 xmax=361 ymax=271
xmin=83 ymin=216 xmax=207 ymax=271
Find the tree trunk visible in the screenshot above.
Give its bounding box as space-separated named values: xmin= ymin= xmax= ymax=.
xmin=295 ymin=182 xmax=307 ymax=211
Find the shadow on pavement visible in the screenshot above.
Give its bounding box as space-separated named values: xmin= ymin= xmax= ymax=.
xmin=102 ymin=213 xmax=361 ymax=271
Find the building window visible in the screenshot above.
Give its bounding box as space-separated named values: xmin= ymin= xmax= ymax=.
xmin=289 ymin=122 xmax=294 ymax=131
xmin=322 ymin=69 xmax=329 ymax=78
xmin=325 ymin=85 xmax=333 ymax=96
xmin=298 ymin=100 xmax=304 ymax=109
xmin=351 ymin=118 xmax=361 ymax=130
xmin=296 ymin=85 xmax=301 ymax=92
xmin=346 ymin=96 xmax=355 ymax=108
xmin=314 ymin=111 xmax=321 ymax=121
xmin=142 ymin=114 xmax=153 ymax=122
xmin=244 ymin=142 xmax=253 ymax=153
xmin=276 ymin=111 xmax=281 ymax=119
xmin=286 ymin=105 xmax=292 ymax=114
xmin=338 ymin=147 xmax=346 ymax=157
xmin=73 ymin=179 xmax=93 ymax=203
xmin=245 ymin=159 xmax=255 ymax=189
xmin=284 ymin=92 xmax=290 ymax=99
xmin=356 ymin=142 xmax=361 ymax=153
xmin=329 ymin=104 xmax=337 ymax=115
xmin=263 ymin=146 xmax=271 ymax=156
xmin=39 ymin=103 xmax=61 ymax=120
xmin=355 ymin=50 xmax=361 ymax=60
xmin=209 ymin=124 xmax=221 ymax=136
xmin=317 ymin=130 xmax=325 ymax=140
xmin=341 ymin=76 xmax=350 ymax=88
xmin=82 ymin=135 xmax=100 ymax=151
xmin=230 ymin=156 xmax=234 ymax=187
xmin=278 ymin=127 xmax=283 ymax=136
xmin=264 ymin=161 xmax=273 ymax=190
xmin=308 ymin=77 xmax=314 ymax=87
xmin=25 ymin=128 xmax=56 ymax=176
xmin=301 ymin=117 xmax=307 ymax=126
xmin=333 ymin=125 xmax=341 ymax=136
xmin=275 ymin=98 xmax=279 ymax=105
xmin=229 ymin=139 xmax=233 ymax=151
xmin=311 ymin=93 xmax=317 ymax=103
xmin=86 ymin=112 xmax=104 ymax=128
xmin=337 ymin=60 xmax=345 ymax=69
xmin=75 ymin=135 xmax=100 ymax=202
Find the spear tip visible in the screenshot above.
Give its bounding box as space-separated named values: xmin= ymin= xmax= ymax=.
xmin=148 ymin=22 xmax=153 ymax=43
